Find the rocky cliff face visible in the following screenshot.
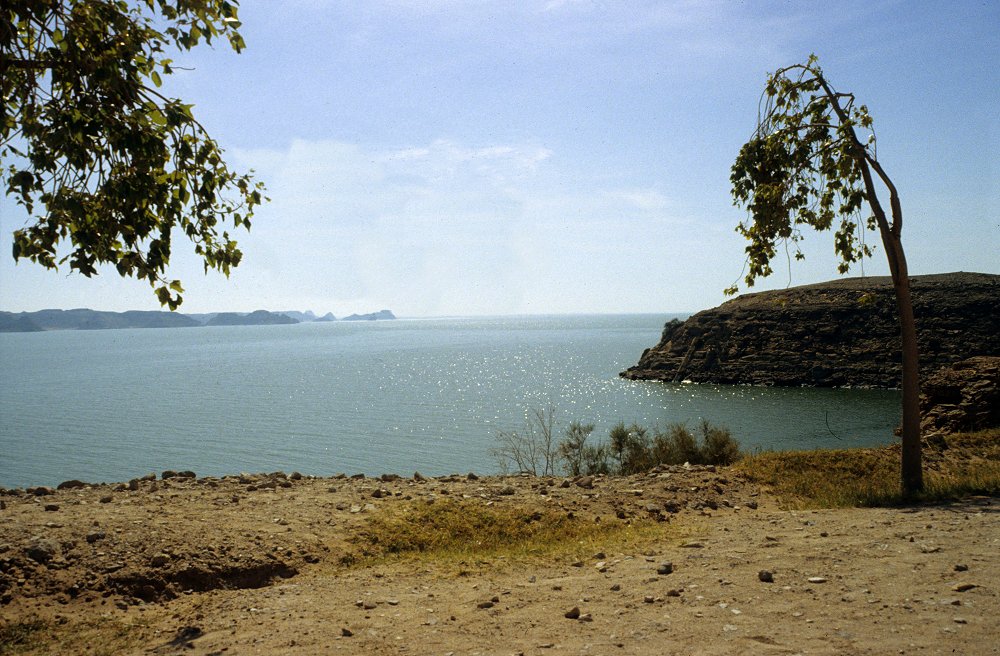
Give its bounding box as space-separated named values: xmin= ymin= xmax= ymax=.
xmin=621 ymin=272 xmax=1000 ymax=388
xmin=920 ymin=356 xmax=1000 ymax=436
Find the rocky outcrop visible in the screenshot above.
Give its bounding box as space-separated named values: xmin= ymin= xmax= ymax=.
xmin=919 ymin=356 xmax=1000 ymax=436
xmin=621 ymin=272 xmax=1000 ymax=388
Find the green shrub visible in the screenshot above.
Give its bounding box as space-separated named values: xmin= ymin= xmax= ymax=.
xmin=699 ymin=420 xmax=742 ymax=465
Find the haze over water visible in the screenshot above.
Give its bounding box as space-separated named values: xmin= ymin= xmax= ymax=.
xmin=0 ymin=315 xmax=900 ymax=488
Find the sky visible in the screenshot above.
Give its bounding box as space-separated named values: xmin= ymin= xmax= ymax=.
xmin=1 ymin=0 xmax=998 ymax=316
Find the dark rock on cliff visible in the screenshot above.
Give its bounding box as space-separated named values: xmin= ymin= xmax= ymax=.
xmin=621 ymin=272 xmax=1000 ymax=389
xmin=920 ymin=356 xmax=1000 ymax=436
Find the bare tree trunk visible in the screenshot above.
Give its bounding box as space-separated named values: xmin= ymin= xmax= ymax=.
xmin=880 ymin=232 xmax=923 ymax=494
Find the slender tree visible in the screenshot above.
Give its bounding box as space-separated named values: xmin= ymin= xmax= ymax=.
xmin=2 ymin=0 xmax=265 ymax=309
xmin=729 ymin=55 xmax=922 ymax=493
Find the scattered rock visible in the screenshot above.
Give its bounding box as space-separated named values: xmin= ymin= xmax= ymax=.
xmin=807 ymin=577 xmax=828 ymax=584
xmin=564 ymin=606 xmax=581 ymax=619
xmin=657 ymin=562 xmax=674 ymax=575
xmin=477 ymin=600 xmax=495 ymax=609
xmin=758 ymin=570 xmax=774 ymax=583
xmin=43 ymin=504 xmax=60 ymax=512
xmin=341 ymin=627 xmax=353 ymax=637
xmin=954 ymin=564 xmax=969 ymax=572
xmin=25 ymin=538 xmax=58 ymax=563
xmin=952 ymin=583 xmax=978 ymax=592
xmin=57 ymin=480 xmax=87 ymax=490
xmin=576 ymin=476 xmax=595 ymax=489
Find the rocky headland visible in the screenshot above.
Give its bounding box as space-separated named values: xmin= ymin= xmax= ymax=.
xmin=621 ymin=272 xmax=1000 ymax=388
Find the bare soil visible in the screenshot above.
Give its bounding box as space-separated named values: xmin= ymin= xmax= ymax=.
xmin=2 ymin=469 xmax=997 ymax=655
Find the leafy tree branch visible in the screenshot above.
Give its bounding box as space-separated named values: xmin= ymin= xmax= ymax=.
xmin=2 ymin=0 xmax=265 ymax=309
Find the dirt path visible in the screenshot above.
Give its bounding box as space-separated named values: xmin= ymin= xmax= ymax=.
xmin=2 ymin=470 xmax=997 ymax=655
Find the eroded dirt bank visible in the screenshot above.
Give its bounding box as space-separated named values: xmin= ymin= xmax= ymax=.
xmin=2 ymin=470 xmax=997 ymax=655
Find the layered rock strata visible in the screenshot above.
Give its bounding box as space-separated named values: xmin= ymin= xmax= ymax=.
xmin=621 ymin=272 xmax=1000 ymax=388
xmin=919 ymin=356 xmax=1000 ymax=436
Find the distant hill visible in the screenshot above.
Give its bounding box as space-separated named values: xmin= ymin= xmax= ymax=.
xmin=342 ymin=310 xmax=396 ymax=322
xmin=0 ymin=309 xmax=199 ymax=332
xmin=206 ymin=310 xmax=298 ymax=327
xmin=277 ymin=310 xmax=317 ymax=322
xmin=0 ymin=307 xmax=394 ymax=332
xmin=0 ymin=313 xmax=43 ymax=333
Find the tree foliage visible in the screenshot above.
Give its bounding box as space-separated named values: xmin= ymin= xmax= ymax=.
xmin=1 ymin=0 xmax=265 ymax=309
xmin=730 ymin=55 xmax=923 ymax=493
xmin=729 ymin=54 xmax=883 ymax=293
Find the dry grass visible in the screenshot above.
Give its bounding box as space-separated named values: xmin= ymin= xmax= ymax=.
xmin=735 ymin=429 xmax=1000 ymax=508
xmin=0 ymin=618 xmax=147 ymax=656
xmin=343 ymin=499 xmax=662 ymax=570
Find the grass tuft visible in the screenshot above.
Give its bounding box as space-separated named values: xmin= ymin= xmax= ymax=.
xmin=736 ymin=429 xmax=1000 ymax=508
xmin=343 ymin=499 xmax=660 ymax=568
xmin=0 ymin=621 xmax=49 ymax=656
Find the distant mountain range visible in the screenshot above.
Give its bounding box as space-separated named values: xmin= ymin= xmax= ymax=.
xmin=0 ymin=308 xmax=395 ymax=333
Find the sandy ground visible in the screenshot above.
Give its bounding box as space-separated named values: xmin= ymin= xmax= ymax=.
xmin=1 ymin=468 xmax=997 ymax=655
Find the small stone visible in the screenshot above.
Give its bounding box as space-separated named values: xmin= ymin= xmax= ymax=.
xmin=681 ymin=541 xmax=704 ymax=548
xmin=362 ymin=601 xmax=377 ymax=610
xmin=477 ymin=601 xmax=495 ymax=609
xmin=25 ymin=539 xmax=58 ymax=563
xmin=952 ymin=583 xmax=977 ymax=592
xmin=150 ymin=553 xmax=170 ymax=567
xmin=954 ymin=564 xmax=969 ymax=572
xmin=413 ymin=472 xmax=426 ymax=482
xmin=807 ymin=577 xmax=828 ymax=584
xmin=643 ymin=595 xmax=655 ymax=604
xmin=954 ymin=617 xmax=968 ymax=624
xmin=571 ymin=560 xmax=584 ymax=568
xmin=57 ymin=480 xmax=87 ymax=490
xmin=43 ymin=504 xmax=60 ymax=512
xmin=610 ymin=584 xmax=621 ymax=591
xmin=576 ymin=476 xmax=594 ymax=489
xmin=85 ymin=530 xmax=105 ymax=544
xmin=746 ymin=500 xmax=758 ymax=509
xmin=666 ymin=589 xmax=681 ymax=597
xmin=467 ymin=472 xmax=479 ymax=481
xmin=758 ymin=570 xmax=774 ymax=583
xmin=499 ymin=486 xmax=516 ymax=496
xmin=578 ymin=613 xmax=593 ymax=622
xmin=99 ymin=495 xmax=113 ymax=503
xmin=657 ymin=562 xmax=674 ymax=575
xmin=564 ymin=606 xmax=581 ymax=619
xmin=341 ymin=627 xmax=353 ymax=637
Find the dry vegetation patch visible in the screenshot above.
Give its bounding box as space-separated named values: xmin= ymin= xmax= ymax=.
xmin=736 ymin=428 xmax=1000 ymax=507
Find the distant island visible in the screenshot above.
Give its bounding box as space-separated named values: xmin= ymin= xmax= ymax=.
xmin=0 ymin=308 xmax=395 ymax=333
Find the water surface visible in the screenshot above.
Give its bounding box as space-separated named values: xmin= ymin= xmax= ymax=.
xmin=0 ymin=315 xmax=900 ymax=487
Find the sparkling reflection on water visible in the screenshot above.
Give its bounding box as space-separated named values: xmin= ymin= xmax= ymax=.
xmin=0 ymin=315 xmax=900 ymax=487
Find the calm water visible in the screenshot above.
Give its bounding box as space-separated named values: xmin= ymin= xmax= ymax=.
xmin=0 ymin=315 xmax=900 ymax=488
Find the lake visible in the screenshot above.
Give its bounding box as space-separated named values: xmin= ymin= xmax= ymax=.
xmin=0 ymin=314 xmax=901 ymax=488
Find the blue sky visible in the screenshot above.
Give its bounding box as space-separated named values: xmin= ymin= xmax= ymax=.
xmin=1 ymin=0 xmax=997 ymax=316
